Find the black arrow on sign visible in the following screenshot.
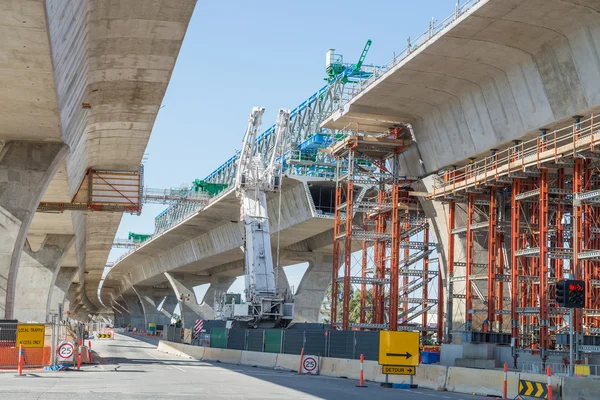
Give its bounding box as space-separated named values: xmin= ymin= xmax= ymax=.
xmin=386 ymin=352 xmax=413 ymax=359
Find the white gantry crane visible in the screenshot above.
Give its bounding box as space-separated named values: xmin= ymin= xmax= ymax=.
xmin=217 ymin=107 xmax=294 ymax=328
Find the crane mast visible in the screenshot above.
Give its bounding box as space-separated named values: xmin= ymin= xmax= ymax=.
xmin=217 ymin=107 xmax=293 ymax=328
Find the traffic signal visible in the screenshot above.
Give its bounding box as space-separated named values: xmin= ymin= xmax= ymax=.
xmin=556 ymin=280 xmax=567 ymax=307
xmin=556 ymin=279 xmax=585 ymax=308
xmin=566 ymin=280 xmax=585 ymax=309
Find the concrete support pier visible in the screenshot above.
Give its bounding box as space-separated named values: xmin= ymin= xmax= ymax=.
xmin=0 ymin=142 xmax=68 ymax=319
xmin=292 ymin=253 xmax=333 ymax=323
xmin=12 ymin=234 xmax=75 ymax=322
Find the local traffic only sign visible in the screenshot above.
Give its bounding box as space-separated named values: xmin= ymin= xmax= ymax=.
xmin=16 ymin=324 xmax=45 ymax=348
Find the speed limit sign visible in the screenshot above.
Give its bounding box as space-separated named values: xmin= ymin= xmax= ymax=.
xmin=301 ymin=355 xmax=318 ymax=375
xmin=57 ymin=341 xmax=75 ymax=362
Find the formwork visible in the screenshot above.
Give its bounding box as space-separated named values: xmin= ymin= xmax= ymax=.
xmin=329 ymin=128 xmax=443 ymax=340
xmin=431 ymin=115 xmax=600 ymax=362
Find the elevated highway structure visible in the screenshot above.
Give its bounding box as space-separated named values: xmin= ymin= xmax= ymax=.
xmin=104 ymin=0 xmax=600 ymax=364
xmin=322 ymin=0 xmax=600 ymax=360
xmin=0 ymin=0 xmax=196 ymax=322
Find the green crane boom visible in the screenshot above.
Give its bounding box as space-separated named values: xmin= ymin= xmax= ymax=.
xmin=352 ymin=39 xmax=372 ymax=72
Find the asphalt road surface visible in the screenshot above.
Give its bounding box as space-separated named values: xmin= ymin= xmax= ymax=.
xmin=0 ymin=334 xmax=492 ymax=400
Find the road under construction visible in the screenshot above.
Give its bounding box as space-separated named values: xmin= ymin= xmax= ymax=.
xmin=5 ymin=0 xmax=600 ymax=397
xmin=96 ymin=0 xmax=600 ymax=376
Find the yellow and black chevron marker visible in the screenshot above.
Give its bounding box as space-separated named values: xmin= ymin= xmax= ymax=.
xmin=518 ymin=379 xmax=548 ymax=399
xmin=97 ymin=333 xmax=112 ymax=339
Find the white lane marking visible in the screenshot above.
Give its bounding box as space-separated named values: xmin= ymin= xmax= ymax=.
xmin=146 ymin=352 xmax=186 ymax=372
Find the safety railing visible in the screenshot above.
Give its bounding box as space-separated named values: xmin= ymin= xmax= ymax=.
xmin=432 ymin=114 xmax=600 ymax=198
xmin=338 ymin=0 xmax=482 ymax=108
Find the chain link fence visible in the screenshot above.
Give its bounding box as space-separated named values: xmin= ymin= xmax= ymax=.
xmin=0 ymin=318 xmax=90 ymax=370
xmin=203 ymin=327 xmax=380 ymax=361
xmin=0 ymin=321 xmax=51 ymax=369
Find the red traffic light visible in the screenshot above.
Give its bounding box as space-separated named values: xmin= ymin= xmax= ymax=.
xmin=570 ymin=284 xmax=575 ymax=290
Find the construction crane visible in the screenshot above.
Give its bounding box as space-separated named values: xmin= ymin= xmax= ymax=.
xmin=326 ymin=39 xmax=374 ymax=83
xmin=215 ymin=107 xmax=294 ymax=328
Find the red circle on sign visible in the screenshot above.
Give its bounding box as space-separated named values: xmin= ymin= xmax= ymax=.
xmin=57 ymin=342 xmax=74 ymax=359
xmin=303 ymin=356 xmax=317 ymax=372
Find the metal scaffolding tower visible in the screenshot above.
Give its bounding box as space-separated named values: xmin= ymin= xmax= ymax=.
xmin=329 ymin=129 xmax=441 ymax=337
xmin=432 ymin=114 xmax=600 ymax=363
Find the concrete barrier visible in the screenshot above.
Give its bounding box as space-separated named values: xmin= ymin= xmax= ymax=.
xmin=155 ymin=341 xmax=566 ymax=399
xmin=320 ymin=357 xmax=359 ymax=379
xmin=519 ymin=372 xmax=560 ymax=398
xmin=158 ymin=341 xmax=205 ymax=359
xmin=446 ymin=366 xmax=519 ymax=397
xmin=240 ymin=351 xmax=277 ymax=368
xmin=275 ymin=353 xmax=299 ymax=371
xmin=413 ymin=364 xmax=448 ymax=391
xmin=203 ymin=347 xmax=242 ymax=365
xmin=562 ymin=375 xmax=600 ymax=399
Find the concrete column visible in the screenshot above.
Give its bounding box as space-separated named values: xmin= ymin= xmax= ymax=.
xmin=121 ymin=294 xmax=146 ymax=330
xmin=202 ymin=276 xmax=235 ymax=311
xmin=292 ymin=253 xmax=333 ymax=323
xmin=0 ymin=141 xmax=69 ymax=319
xmin=164 ymin=273 xmax=236 ymax=328
xmin=164 ymin=272 xmax=205 ymax=329
xmin=47 ymin=266 xmax=78 ymax=318
xmin=12 ymin=234 xmax=75 ymax=322
xmin=134 ymin=287 xmax=173 ymax=327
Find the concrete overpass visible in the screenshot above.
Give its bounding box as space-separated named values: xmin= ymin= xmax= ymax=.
xmin=103 ymin=178 xmax=341 ymax=327
xmin=1 ymin=0 xmax=196 ymax=322
xmin=321 ymin=0 xmax=600 ymax=333
xmin=103 ymin=0 xmax=600 ymax=332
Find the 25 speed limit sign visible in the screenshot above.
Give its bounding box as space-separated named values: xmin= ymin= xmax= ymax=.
xmin=57 ymin=341 xmax=75 ymax=362
xmin=302 ymin=355 xmax=318 ymax=374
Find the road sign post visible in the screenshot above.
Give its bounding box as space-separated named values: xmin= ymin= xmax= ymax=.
xmin=379 ymin=331 xmax=419 ymax=389
xmin=57 ymin=341 xmax=75 ymax=363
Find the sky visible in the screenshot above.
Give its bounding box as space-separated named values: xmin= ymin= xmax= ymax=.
xmin=106 ymin=0 xmax=458 ymax=302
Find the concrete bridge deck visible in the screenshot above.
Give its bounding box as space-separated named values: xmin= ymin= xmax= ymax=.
xmin=1 ymin=0 xmax=196 ymax=321
xmin=103 ymin=178 xmax=339 ymax=326
xmin=103 ymin=0 xmax=600 ymax=330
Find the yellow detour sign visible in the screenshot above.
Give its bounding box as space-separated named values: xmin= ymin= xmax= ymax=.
xmin=382 ymin=365 xmax=415 ymax=375
xmin=518 ymin=379 xmax=548 ymax=399
xmin=378 ymin=331 xmax=419 ymax=366
xmin=16 ymin=324 xmax=45 ymax=348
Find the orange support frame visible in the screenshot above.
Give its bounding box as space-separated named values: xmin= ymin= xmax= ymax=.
xmin=487 ymin=187 xmax=498 ymax=325
xmin=465 ymin=193 xmax=476 ymax=331
xmin=539 ymin=169 xmax=549 ymax=361
xmin=511 ymin=179 xmax=521 ymax=349
xmin=446 ymin=200 xmax=456 ymax=342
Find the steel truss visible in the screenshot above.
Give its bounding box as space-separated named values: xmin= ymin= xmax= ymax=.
xmin=435 ymin=115 xmax=600 ymax=362
xmin=330 ymin=131 xmax=441 ymax=338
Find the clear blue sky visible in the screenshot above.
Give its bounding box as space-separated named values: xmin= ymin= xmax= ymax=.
xmin=107 ymin=0 xmax=457 ymax=297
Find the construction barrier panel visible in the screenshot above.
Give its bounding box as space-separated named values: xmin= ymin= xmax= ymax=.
xmin=562 ymin=375 xmax=600 ymax=399
xmin=519 ymin=372 xmax=560 ymax=398
xmin=156 ymin=341 xmax=579 ymax=398
xmin=274 ymin=353 xmax=299 ymax=371
xmin=210 ymin=328 xmax=227 ymax=349
xmin=240 ymin=351 xmax=278 ymax=368
xmin=0 ymin=346 xmax=51 ymax=369
xmin=264 ymin=330 xmax=283 ymax=353
xmin=446 ymin=366 xmax=519 ymax=398
xmin=203 ymin=347 xmax=241 ymax=364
